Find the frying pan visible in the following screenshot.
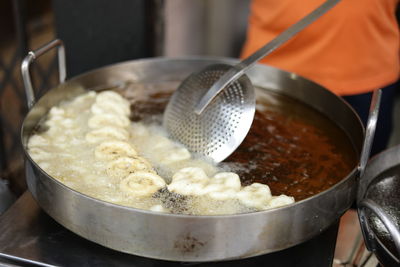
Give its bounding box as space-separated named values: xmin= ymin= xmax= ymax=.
xmin=19 ymin=39 xmax=377 ymax=262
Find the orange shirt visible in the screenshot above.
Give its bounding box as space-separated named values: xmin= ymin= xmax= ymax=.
xmin=241 ymin=0 xmax=400 ymax=95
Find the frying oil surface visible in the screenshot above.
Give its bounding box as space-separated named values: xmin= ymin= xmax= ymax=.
xmin=125 ymin=82 xmax=358 ymax=201
xmin=27 ymin=82 xmax=357 ymax=215
xmin=228 ymin=89 xmax=358 ymax=200
xmin=27 ymin=88 xmax=295 ymax=215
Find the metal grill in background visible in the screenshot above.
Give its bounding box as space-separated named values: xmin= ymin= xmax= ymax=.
xmin=1 ymin=0 xmax=163 ymax=196
xmin=0 ymin=0 xmax=58 ymax=195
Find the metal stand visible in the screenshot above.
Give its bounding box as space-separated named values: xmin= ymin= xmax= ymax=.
xmin=0 ymin=192 xmax=339 ymax=267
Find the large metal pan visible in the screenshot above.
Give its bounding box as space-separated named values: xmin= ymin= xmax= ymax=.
xmin=20 ymin=40 xmax=375 ymax=262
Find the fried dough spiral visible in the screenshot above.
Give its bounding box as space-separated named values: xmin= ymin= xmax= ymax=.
xmin=120 ymin=171 xmax=166 ymax=197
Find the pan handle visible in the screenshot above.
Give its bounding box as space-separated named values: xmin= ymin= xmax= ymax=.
xmin=358 ymin=199 xmax=400 ymax=262
xmin=21 ymin=39 xmax=66 ymax=109
xmin=357 ymin=89 xmax=382 ymax=178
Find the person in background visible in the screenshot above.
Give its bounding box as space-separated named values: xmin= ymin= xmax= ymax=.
xmin=241 ymin=0 xmax=399 ymax=156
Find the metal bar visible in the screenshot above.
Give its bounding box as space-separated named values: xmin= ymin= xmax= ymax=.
xmin=21 ymin=39 xmax=66 ymax=109
xmin=358 ymin=89 xmax=382 ymax=178
xmin=0 ymin=253 xmax=57 ymax=267
xmin=30 ymin=40 xmax=66 ymax=83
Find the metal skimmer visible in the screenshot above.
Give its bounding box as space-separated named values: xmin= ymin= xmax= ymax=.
xmin=164 ymin=64 xmax=254 ymax=163
xmin=164 ymin=0 xmax=340 ymax=162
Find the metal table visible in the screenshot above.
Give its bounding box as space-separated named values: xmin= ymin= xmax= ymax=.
xmin=0 ymin=192 xmax=339 ymax=267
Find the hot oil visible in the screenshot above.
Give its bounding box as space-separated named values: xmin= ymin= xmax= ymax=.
xmin=125 ymin=84 xmax=358 ymax=201
xmin=127 ymin=123 xmax=254 ymax=215
xmin=227 ymin=89 xmax=358 ymax=200
xmin=29 ymin=83 xmax=358 ymax=215
xmin=29 ymin=87 xmax=253 ymax=215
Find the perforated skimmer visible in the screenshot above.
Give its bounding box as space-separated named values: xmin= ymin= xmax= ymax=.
xmin=163 ymin=0 xmax=340 ymax=162
xmin=164 ymin=64 xmax=254 ymax=163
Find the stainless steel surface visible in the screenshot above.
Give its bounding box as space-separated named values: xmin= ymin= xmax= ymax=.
xmin=163 ymin=64 xmax=255 ymax=162
xmin=358 ymin=89 xmax=381 ymax=178
xmin=0 ymin=192 xmax=139 ymax=267
xmin=0 ymin=192 xmax=340 ymax=266
xmin=194 ymin=0 xmax=340 ymax=114
xmin=21 ymin=56 xmax=365 ymax=262
xmin=21 ymin=39 xmax=66 ymax=109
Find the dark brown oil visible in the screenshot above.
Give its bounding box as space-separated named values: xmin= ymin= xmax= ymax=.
xmin=124 ymin=83 xmax=358 ymax=201
xmin=226 ymin=89 xmax=358 ymax=200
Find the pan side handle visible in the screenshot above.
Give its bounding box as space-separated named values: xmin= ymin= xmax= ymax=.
xmin=357 ymin=89 xmax=382 ymax=178
xmin=21 ymin=39 xmax=66 ymax=109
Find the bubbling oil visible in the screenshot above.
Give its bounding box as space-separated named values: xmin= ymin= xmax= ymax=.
xmin=122 ymin=82 xmax=358 ymax=201
xmin=228 ymin=89 xmax=358 ymax=200
xmin=27 ymin=89 xmax=264 ymax=215
xmin=28 ymin=81 xmax=358 ymax=216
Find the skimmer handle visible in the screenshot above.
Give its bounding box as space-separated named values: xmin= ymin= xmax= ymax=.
xmin=194 ymin=0 xmax=341 ymax=115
